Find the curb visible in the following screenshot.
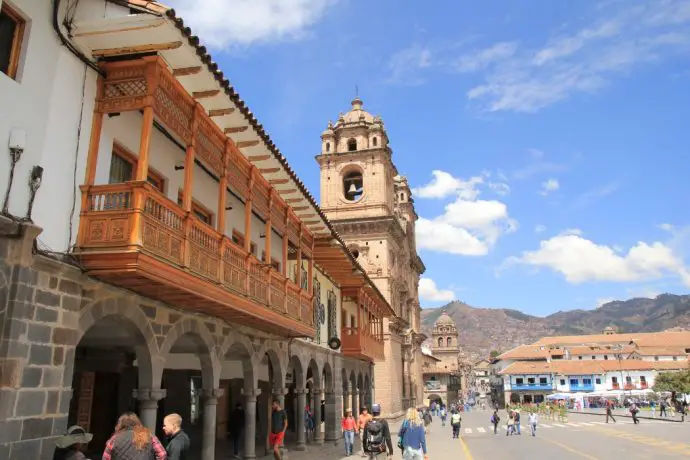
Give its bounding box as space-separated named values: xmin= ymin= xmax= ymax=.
xmin=566 ymin=410 xmax=686 ymax=423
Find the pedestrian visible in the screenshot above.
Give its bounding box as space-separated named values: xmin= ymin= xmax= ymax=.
xmin=660 ymin=400 xmax=667 ymax=417
xmin=53 ymin=425 xmax=92 ymax=460
xmin=514 ymin=409 xmax=521 ymax=435
xmin=450 ymin=411 xmax=462 ymax=439
xmin=163 ymin=413 xmax=190 ymax=460
xmin=422 ymin=410 xmax=432 ymax=434
xmin=270 ymin=400 xmax=288 ymax=460
xmin=101 ymin=412 xmax=167 ymax=460
xmin=490 ymin=410 xmax=500 ymax=435
xmin=440 ymin=407 xmax=447 ymax=427
xmin=305 ymin=405 xmax=315 ymax=443
xmin=230 ymin=403 xmax=244 ymax=458
xmin=630 ymin=403 xmax=640 ymax=425
xmin=506 ymin=411 xmax=515 ymax=436
xmin=528 ymin=411 xmax=538 ymax=437
xmin=605 ymin=402 xmax=616 ymax=424
xmin=398 ymin=408 xmax=429 ymax=460
xmin=358 ymin=407 xmax=372 ymax=456
xmin=363 ymin=403 xmax=393 ymax=458
xmin=650 ymin=400 xmax=656 ymax=418
xmin=342 ymin=409 xmax=357 ymax=456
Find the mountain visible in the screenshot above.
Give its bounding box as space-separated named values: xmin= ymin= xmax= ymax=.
xmin=420 ymin=294 xmax=690 ymax=360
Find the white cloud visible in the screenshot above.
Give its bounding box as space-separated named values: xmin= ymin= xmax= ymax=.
xmin=575 ymin=181 xmax=620 ymax=207
xmin=461 ymin=2 xmax=690 ymax=112
xmin=596 ymin=297 xmax=616 ymax=307
xmin=455 ymin=42 xmax=519 ymax=72
xmin=166 ymin=0 xmax=338 ymax=49
xmin=535 ymin=224 xmax=546 ymax=233
xmin=414 ymin=171 xmax=517 ymax=256
xmin=540 ymin=178 xmax=560 ymax=195
xmin=503 ymin=231 xmax=690 ymax=288
xmin=659 ymin=223 xmax=675 ymax=232
xmin=387 ymin=44 xmax=433 ymax=85
xmin=419 ymin=278 xmax=456 ymax=302
xmin=562 ymin=228 xmax=583 ymax=236
xmin=512 ymin=150 xmax=570 ymax=180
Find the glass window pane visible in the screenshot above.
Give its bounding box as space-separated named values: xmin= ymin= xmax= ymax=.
xmin=109 ymin=154 xmax=133 ymax=184
xmin=0 ymin=11 xmax=17 ymax=75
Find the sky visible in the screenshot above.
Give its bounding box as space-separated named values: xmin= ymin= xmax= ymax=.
xmin=166 ymin=0 xmax=690 ymax=316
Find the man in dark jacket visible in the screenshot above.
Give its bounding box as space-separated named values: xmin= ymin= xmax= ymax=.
xmin=163 ymin=413 xmax=191 ymax=460
xmin=363 ymin=404 xmax=393 ymax=457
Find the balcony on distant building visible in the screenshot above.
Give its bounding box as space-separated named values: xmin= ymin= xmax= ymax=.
xmin=511 ymin=381 xmax=553 ymax=391
xmin=339 ymin=288 xmax=387 ymax=361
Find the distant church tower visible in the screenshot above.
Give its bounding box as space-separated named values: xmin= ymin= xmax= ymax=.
xmin=431 ymin=312 xmax=459 ymax=372
xmin=316 ymin=97 xmax=426 ymax=414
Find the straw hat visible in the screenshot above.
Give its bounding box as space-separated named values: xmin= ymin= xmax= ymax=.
xmin=55 ymin=426 xmax=93 ymax=448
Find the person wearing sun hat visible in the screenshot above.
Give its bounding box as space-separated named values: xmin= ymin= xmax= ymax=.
xmin=53 ymin=425 xmax=93 ymax=460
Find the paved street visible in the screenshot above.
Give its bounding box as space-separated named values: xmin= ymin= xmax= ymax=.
xmin=279 ymin=409 xmax=689 ymax=460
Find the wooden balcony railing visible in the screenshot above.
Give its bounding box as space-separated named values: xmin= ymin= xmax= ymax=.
xmin=640 ymin=382 xmax=648 ymax=389
xmin=341 ymin=326 xmax=384 ymax=361
xmin=612 ymin=383 xmax=620 ymax=390
xmin=76 ymin=181 xmax=314 ymax=336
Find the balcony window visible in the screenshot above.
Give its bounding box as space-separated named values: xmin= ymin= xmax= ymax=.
xmin=578 ymin=356 xmax=582 ymax=360
xmin=612 ymin=377 xmax=618 ymax=384
xmin=109 ymin=144 xmax=165 ymax=192
xmin=177 ymin=192 xmax=213 ymax=226
xmin=583 ymin=379 xmax=592 ymax=385
xmin=560 ymin=379 xmax=565 ymax=385
xmin=640 ymin=376 xmax=646 ymax=384
xmin=569 ymin=379 xmax=578 ymax=386
xmin=232 ymin=230 xmax=256 ymax=255
xmin=625 ymin=376 xmax=632 ymax=384
xmin=595 ymin=378 xmax=601 ymax=384
xmin=539 ymin=377 xmax=547 ymax=385
xmin=527 ymin=377 xmax=535 ymax=384
xmin=515 ymin=378 xmax=524 ymax=385
xmin=0 ymin=2 xmax=25 ymax=80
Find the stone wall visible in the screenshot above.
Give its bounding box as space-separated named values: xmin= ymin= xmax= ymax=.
xmin=0 ymin=218 xmax=366 ymax=459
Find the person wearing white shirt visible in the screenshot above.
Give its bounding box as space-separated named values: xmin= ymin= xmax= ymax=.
xmin=528 ymin=412 xmax=538 ymax=437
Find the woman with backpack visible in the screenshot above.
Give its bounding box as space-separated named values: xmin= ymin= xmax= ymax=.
xmin=490 ymin=410 xmax=500 ymax=435
xmin=398 ymin=408 xmax=428 ymax=460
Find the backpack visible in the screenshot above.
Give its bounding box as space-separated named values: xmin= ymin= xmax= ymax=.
xmin=366 ymin=419 xmax=386 ymax=453
xmin=397 ymin=419 xmax=408 ymax=450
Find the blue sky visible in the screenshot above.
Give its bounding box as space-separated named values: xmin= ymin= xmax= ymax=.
xmin=168 ymin=0 xmax=690 ymax=316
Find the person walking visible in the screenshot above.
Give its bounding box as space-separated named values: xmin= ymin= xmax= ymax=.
xmin=358 ymin=407 xmax=373 ymax=456
xmin=506 ymin=411 xmax=515 ymax=436
xmin=230 ymin=403 xmax=244 ymax=458
xmin=53 ymin=425 xmax=93 ymax=460
xmin=422 ymin=410 xmax=432 ymax=434
xmin=630 ymin=403 xmax=640 ymax=425
xmin=363 ymin=404 xmax=393 ymax=459
xmin=490 ymin=410 xmax=500 ymax=435
xmin=162 ymin=413 xmax=190 ymax=460
xmin=514 ymin=409 xmax=521 ymax=435
xmin=269 ymin=400 xmax=288 ymax=460
xmin=450 ymin=411 xmax=461 ymax=439
xmin=605 ymin=401 xmax=616 ymax=424
xmin=102 ymin=412 xmax=167 ymax=460
xmin=398 ymin=408 xmax=428 ymax=460
xmin=440 ymin=407 xmax=447 ymax=427
xmin=528 ymin=411 xmax=538 ymax=437
xmin=659 ymin=400 xmax=667 ymax=418
xmin=650 ymin=400 xmax=656 ymax=418
xmin=342 ymin=409 xmax=357 ymax=456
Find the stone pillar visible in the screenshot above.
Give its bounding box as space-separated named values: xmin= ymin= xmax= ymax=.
xmin=352 ymin=390 xmax=359 ymax=416
xmin=201 ymin=388 xmax=223 ymax=460
xmin=133 ymin=388 xmax=166 ymax=431
xmin=325 ymin=389 xmax=342 ymax=443
xmin=244 ymin=388 xmax=260 ymax=460
xmin=313 ymin=388 xmax=324 ymax=445
xmin=295 ymin=389 xmax=307 ymax=450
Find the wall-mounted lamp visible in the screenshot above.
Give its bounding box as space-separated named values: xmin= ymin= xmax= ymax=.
xmin=25 ymin=165 xmax=44 ymax=222
xmin=259 ymin=232 xmax=266 ymax=239
xmin=2 ymin=128 xmax=26 ymax=216
xmin=174 ymin=163 xmax=185 ymax=171
xmin=225 ymin=205 xmax=233 ymax=211
xmin=108 ymin=112 xmax=121 ymax=118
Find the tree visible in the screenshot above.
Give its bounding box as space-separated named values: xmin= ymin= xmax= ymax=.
xmin=510 ymin=392 xmax=520 ymax=404
xmin=653 ymin=369 xmax=690 ymax=393
xmin=490 ymin=350 xmax=500 ymax=359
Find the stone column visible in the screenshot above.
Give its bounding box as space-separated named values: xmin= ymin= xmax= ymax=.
xmin=313 ymin=388 xmax=324 ymax=445
xmin=325 ymin=389 xmax=342 ymax=443
xmin=352 ymin=390 xmax=359 ymax=416
xmin=295 ymin=389 xmax=307 ymax=450
xmin=244 ymin=388 xmax=261 ymax=460
xmin=201 ymin=388 xmax=223 ymax=460
xmin=133 ymin=388 xmax=166 ymax=432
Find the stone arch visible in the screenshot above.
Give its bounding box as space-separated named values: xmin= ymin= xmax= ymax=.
xmin=77 ymin=296 xmax=159 ymax=388
xmin=322 ymin=360 xmax=334 ymax=392
xmin=222 ymin=335 xmax=257 ymax=390
xmin=158 ymin=317 xmax=221 ymax=389
xmin=261 ymin=345 xmax=286 ymax=390
xmin=288 ymin=353 xmax=306 ymax=389
xmin=307 ymin=358 xmax=321 ymax=389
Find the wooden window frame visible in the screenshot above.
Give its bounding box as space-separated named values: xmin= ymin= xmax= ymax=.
xmin=232 ymin=230 xmax=256 ymax=255
xmin=177 ymin=190 xmax=214 ymax=227
xmin=1 ymin=2 xmax=26 ymax=80
xmin=111 ymin=143 xmax=166 ymax=192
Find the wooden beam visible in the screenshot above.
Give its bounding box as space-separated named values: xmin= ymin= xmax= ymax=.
xmin=285 ymin=198 xmax=303 ymax=203
xmin=237 ymin=140 xmax=261 ymax=149
xmin=303 ymin=220 xmax=321 ymax=225
xmin=259 ymin=168 xmax=280 ymax=174
xmin=296 ymin=213 xmax=316 ymax=219
xmin=209 ymin=108 xmax=235 ymax=117
xmin=92 ymin=41 xmax=183 ymax=57
xmin=269 ymin=178 xmax=290 ymax=185
xmin=173 ymin=66 xmax=202 ymax=77
xmin=193 ymin=90 xmax=221 ymax=99
xmin=224 ymin=126 xmax=249 ymax=134
xmin=248 ymin=155 xmax=271 ymax=162
xmin=291 ymin=206 xmax=309 ymax=211
xmin=276 ymin=189 xmax=298 ymax=194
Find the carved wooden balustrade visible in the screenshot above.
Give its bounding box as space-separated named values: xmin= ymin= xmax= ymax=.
xmin=341 ymin=326 xmax=384 ymax=361
xmin=77 ymin=181 xmax=313 ymax=334
xmin=339 ymin=287 xmax=386 ymax=361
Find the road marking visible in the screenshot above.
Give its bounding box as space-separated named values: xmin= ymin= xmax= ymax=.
xmin=477 ymin=427 xmax=486 ymax=433
xmin=539 ymin=437 xmax=601 ymax=460
xmin=591 ymin=421 xmax=606 ymax=425
xmin=459 ymin=435 xmax=474 ymax=460
xmin=464 ymin=428 xmax=473 ymax=434
xmin=553 ymin=423 xmax=566 ymax=427
xmin=579 ymin=422 xmax=595 ymax=426
xmin=540 ymin=424 xmax=552 ymax=428
xmin=567 ymin=422 xmax=581 ymax=427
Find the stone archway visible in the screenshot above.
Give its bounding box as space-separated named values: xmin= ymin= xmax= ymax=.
xmin=71 ymin=297 xmax=160 ymax=454
xmin=158 ymin=318 xmax=221 ymax=460
xmin=286 ymin=354 xmax=306 ymax=449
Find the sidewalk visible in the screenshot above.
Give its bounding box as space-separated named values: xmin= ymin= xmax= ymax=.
xmin=568 ymin=407 xmax=687 ymax=422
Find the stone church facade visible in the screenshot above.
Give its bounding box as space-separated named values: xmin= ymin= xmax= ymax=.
xmin=316 ymin=98 xmax=427 ymax=415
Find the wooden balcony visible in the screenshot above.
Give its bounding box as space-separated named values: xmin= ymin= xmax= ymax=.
xmin=75 ymin=181 xmax=314 ymax=337
xmin=341 ymin=327 xmax=384 ymax=362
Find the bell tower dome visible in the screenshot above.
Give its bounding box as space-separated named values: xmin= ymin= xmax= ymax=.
xmin=316 ymin=97 xmax=395 ymax=220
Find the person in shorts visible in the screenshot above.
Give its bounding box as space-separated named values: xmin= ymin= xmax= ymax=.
xmin=269 ymin=400 xmax=288 ymax=460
